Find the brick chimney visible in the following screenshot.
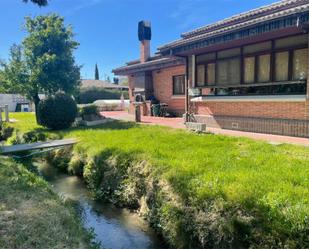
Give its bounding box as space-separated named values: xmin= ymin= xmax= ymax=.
xmin=140 ymin=40 xmax=150 ymax=63
xmin=138 ymin=21 xmax=151 ymax=63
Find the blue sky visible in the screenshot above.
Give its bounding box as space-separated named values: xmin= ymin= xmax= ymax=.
xmin=0 ymin=0 xmax=277 ymax=80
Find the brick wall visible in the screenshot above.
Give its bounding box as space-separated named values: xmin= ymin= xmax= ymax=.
xmin=192 ymin=101 xmax=309 ymax=137
xmin=127 ymin=66 xmax=186 ymax=116
xmin=306 ymin=100 xmax=309 ymax=120
xmin=152 ymin=65 xmax=186 ymax=115
xmin=193 ymin=115 xmax=309 ymax=137
xmin=140 ymin=40 xmax=150 ymax=63
xmin=194 ymin=101 xmax=306 ymax=120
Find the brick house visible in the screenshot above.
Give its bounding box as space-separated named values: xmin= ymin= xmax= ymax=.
xmin=113 ymin=0 xmax=309 ymax=137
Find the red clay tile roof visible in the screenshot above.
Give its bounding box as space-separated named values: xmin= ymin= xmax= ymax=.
xmin=182 ymin=0 xmax=307 ymax=38
xmin=159 ymin=0 xmax=309 ymax=52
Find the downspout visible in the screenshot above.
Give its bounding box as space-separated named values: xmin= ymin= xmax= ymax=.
xmin=185 ymin=56 xmax=189 ymax=122
xmin=300 ymin=18 xmax=309 ymax=120
xmin=170 ymin=51 xmax=190 ymax=122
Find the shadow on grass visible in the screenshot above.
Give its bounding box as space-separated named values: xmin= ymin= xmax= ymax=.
xmin=67 ymin=120 xmax=137 ymax=132
xmin=25 ymin=120 xmax=138 ymax=139
xmin=80 ymin=120 xmax=138 ymax=131
xmin=13 ymin=156 xmax=38 ymax=173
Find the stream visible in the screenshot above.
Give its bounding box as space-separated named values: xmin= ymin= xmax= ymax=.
xmin=37 ymin=163 xmax=166 ymax=249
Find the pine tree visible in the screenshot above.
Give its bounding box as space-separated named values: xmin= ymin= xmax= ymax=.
xmin=95 ymin=63 xmax=99 ymax=80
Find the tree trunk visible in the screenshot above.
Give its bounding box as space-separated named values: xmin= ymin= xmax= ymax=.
xmin=33 ymin=93 xmax=41 ymax=124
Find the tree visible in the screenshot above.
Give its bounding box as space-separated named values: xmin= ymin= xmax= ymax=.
xmin=0 ymin=45 xmax=28 ymax=94
xmin=0 ymin=72 xmax=5 ymax=93
xmin=3 ymin=14 xmax=81 ymax=123
xmin=113 ymin=77 xmax=119 ymax=85
xmin=0 ymin=60 xmax=7 ymax=92
xmin=23 ymin=0 xmax=48 ymax=6
xmin=38 ymin=93 xmax=77 ymax=130
xmin=95 ymin=63 xmax=99 ymax=80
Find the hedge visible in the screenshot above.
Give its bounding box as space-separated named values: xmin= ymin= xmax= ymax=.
xmin=76 ymin=87 xmax=129 ymax=104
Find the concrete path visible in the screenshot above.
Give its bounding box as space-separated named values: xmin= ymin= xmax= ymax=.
xmin=101 ymin=111 xmax=309 ymax=147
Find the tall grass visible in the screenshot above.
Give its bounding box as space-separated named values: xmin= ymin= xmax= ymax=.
xmin=0 ymin=157 xmax=96 ymax=249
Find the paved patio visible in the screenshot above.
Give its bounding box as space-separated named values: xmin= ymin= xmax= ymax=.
xmin=101 ymin=111 xmax=309 ymax=147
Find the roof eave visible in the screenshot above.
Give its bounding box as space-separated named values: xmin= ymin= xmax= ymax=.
xmin=159 ymin=10 xmax=309 ymax=55
xmin=181 ymin=0 xmax=307 ymax=38
xmin=113 ymin=58 xmax=185 ymax=76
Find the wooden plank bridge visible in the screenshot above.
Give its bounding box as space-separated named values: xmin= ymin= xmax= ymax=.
xmin=0 ymin=139 xmax=77 ymax=155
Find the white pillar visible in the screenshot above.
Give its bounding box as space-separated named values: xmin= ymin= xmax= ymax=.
xmin=306 ymin=34 xmax=309 ymax=120
xmin=305 ymin=34 xmax=309 ymax=120
xmin=4 ymin=105 xmax=9 ymax=122
xmin=191 ymin=54 xmax=196 ymax=88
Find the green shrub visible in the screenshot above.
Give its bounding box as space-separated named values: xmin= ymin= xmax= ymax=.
xmin=7 ymin=132 xmax=23 ymax=145
xmin=45 ymin=147 xmax=73 ymax=172
xmin=76 ymin=87 xmax=129 ymax=104
xmin=37 ymin=93 xmax=78 ymax=130
xmin=68 ymin=153 xmax=86 ymax=176
xmin=7 ymin=130 xmax=46 ymax=145
xmin=22 ymin=131 xmax=47 ymax=143
xmin=79 ymin=105 xmax=99 ymax=117
xmin=0 ymin=122 xmax=14 ymax=141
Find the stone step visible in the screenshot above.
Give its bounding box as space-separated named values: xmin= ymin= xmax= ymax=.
xmin=185 ymin=122 xmax=206 ymax=132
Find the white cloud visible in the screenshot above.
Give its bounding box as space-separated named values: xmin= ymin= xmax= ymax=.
xmin=64 ymin=0 xmax=106 ymax=15
xmin=169 ymin=0 xmax=212 ymax=30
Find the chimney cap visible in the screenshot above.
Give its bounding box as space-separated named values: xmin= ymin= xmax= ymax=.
xmin=138 ymin=21 xmax=151 ymax=41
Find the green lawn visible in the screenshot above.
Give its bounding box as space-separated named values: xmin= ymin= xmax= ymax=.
xmin=8 ymin=112 xmax=309 ymax=248
xmin=0 ymin=156 xmax=95 ymax=249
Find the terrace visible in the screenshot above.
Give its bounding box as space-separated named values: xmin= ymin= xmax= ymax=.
xmin=102 ymin=111 xmax=309 ymax=146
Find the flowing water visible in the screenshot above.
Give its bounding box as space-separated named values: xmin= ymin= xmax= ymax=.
xmin=37 ymin=163 xmax=166 ymax=249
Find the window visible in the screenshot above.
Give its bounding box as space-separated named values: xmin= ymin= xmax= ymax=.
xmin=244 ymin=41 xmax=271 ymax=54
xmin=275 ymin=34 xmax=307 ymax=49
xmin=196 ymin=65 xmax=205 ymax=86
xmin=275 ymin=51 xmax=289 ymax=81
xmin=217 ymin=60 xmax=228 ymax=85
xmin=193 ymin=35 xmax=308 ymax=96
xmin=293 ymin=48 xmax=307 ymax=80
xmin=217 ymin=58 xmax=240 ymax=85
xmin=217 ymin=48 xmax=241 ymax=59
xmin=257 ymin=54 xmax=270 ymax=82
xmin=173 ymin=75 xmax=185 ymax=95
xmin=207 ymin=63 xmax=216 ymax=85
xmin=229 ymin=58 xmax=241 ymax=84
xmin=196 ymin=63 xmax=216 ymax=86
xmin=196 ymin=53 xmax=216 ymax=63
xmin=196 ymin=52 xmax=216 ymax=86
xmin=215 ymin=83 xmax=306 ymax=96
xmin=244 ymin=57 xmax=255 ymax=83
